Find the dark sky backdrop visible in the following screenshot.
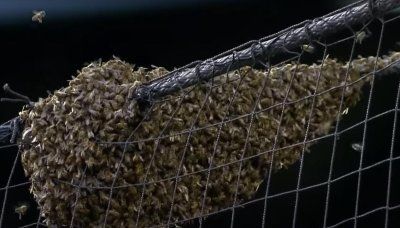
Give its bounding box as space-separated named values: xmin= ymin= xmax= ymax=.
xmin=0 ymin=0 xmax=399 ymax=227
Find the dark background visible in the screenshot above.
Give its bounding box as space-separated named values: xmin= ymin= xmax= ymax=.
xmin=0 ymin=0 xmax=400 ymax=227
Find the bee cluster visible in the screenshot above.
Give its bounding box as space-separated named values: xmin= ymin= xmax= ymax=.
xmin=18 ymin=52 xmax=399 ymax=227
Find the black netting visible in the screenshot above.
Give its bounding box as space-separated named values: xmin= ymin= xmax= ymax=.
xmin=1 ymin=0 xmax=400 ymax=227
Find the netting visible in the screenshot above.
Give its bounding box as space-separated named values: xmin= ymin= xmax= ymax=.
xmin=1 ymin=0 xmax=400 ymax=227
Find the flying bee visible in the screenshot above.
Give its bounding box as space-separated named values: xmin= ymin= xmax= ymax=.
xmin=32 ymin=10 xmax=46 ymax=23
xmin=351 ymin=142 xmax=363 ymax=152
xmin=14 ymin=202 xmax=29 ymax=220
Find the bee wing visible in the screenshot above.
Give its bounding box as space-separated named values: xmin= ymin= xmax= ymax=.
xmin=32 ymin=10 xmax=45 ymax=23
xmin=32 ymin=15 xmax=41 ymax=23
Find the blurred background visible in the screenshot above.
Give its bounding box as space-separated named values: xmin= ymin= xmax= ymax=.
xmin=0 ymin=0 xmax=399 ymax=227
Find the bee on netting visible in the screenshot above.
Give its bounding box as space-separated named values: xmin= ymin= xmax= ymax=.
xmin=301 ymin=44 xmax=315 ymax=53
xmin=32 ymin=10 xmax=46 ymax=23
xmin=355 ymin=31 xmax=367 ymax=44
xmin=14 ymin=202 xmax=29 ymax=220
xmin=342 ymin=107 xmax=349 ymax=115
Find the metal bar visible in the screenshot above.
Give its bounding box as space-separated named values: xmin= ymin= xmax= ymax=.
xmin=131 ymin=0 xmax=400 ymax=103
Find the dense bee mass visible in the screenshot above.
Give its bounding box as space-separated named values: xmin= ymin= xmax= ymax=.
xmin=18 ymin=52 xmax=400 ymax=227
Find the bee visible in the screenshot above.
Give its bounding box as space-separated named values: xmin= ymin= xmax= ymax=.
xmin=351 ymin=142 xmax=363 ymax=152
xmin=14 ymin=202 xmax=29 ymax=220
xmin=279 ymin=161 xmax=285 ymax=169
xmin=355 ymin=31 xmax=367 ymax=44
xmin=32 ymin=10 xmax=46 ymax=23
xmin=301 ymin=44 xmax=315 ymax=53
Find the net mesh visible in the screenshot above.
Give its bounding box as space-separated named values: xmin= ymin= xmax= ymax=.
xmin=1 ymin=0 xmax=400 ymax=227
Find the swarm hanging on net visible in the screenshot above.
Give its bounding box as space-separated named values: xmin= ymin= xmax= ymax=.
xmin=18 ymin=52 xmax=400 ymax=227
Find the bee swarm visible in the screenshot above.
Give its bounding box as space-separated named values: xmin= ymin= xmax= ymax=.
xmin=19 ymin=52 xmax=400 ymax=227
